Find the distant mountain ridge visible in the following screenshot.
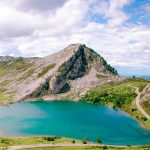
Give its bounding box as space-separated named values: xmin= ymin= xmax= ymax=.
xmin=0 ymin=56 xmax=16 ymax=62
xmin=0 ymin=44 xmax=122 ymax=105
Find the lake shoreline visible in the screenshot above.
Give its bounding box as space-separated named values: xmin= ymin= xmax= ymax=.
xmin=0 ymin=100 xmax=150 ymax=146
xmin=104 ymin=103 xmax=150 ymax=130
xmin=122 ymin=109 xmax=150 ymax=130
xmin=0 ymin=136 xmax=150 ymax=148
xmin=1 ymin=99 xmax=150 ymax=130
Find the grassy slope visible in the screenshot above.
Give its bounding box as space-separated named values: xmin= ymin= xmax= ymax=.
xmin=0 ymin=58 xmax=34 ymax=103
xmin=83 ymin=78 xmax=150 ymax=128
xmin=0 ymin=89 xmax=12 ymax=102
xmin=141 ymin=101 xmax=150 ymax=116
xmin=0 ymin=58 xmax=32 ymax=77
xmin=0 ymin=137 xmax=81 ymax=147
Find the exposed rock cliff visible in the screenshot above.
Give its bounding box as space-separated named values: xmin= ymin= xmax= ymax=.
xmin=0 ymin=44 xmax=121 ymax=104
xmin=50 ymin=45 xmax=88 ymax=93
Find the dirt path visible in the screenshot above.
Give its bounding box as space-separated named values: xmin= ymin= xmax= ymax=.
xmin=129 ymin=84 xmax=150 ymax=120
xmin=7 ymin=143 xmax=129 ymax=150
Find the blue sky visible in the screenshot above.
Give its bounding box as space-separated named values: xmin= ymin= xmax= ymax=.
xmin=0 ymin=0 xmax=149 ymax=76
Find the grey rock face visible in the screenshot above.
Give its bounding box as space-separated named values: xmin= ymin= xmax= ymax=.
xmin=49 ymin=45 xmax=88 ymax=93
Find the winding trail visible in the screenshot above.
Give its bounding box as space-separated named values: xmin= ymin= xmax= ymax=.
xmin=129 ymin=84 xmax=150 ymax=120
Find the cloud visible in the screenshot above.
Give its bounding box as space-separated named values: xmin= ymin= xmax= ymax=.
xmin=90 ymin=0 xmax=131 ymax=27
xmin=0 ymin=0 xmax=67 ymax=12
xmin=0 ymin=0 xmax=149 ymax=75
xmin=0 ymin=4 xmax=50 ymax=39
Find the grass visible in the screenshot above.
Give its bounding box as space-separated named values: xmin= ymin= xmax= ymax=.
xmin=9 ymin=58 xmax=32 ymax=71
xmin=0 ymin=89 xmax=12 ymax=102
xmin=0 ymin=137 xmax=149 ymax=150
xmin=0 ymin=59 xmax=32 ymax=77
xmin=21 ymin=146 xmax=150 ymax=150
xmin=0 ymin=80 xmax=12 ymax=87
xmin=141 ymin=101 xmax=150 ymax=116
xmin=0 ymin=62 xmax=11 ymax=77
xmin=38 ymin=64 xmax=56 ymax=77
xmin=120 ymin=78 xmax=149 ymax=92
xmin=18 ymin=68 xmax=35 ymax=81
xmin=96 ymin=74 xmax=107 ymax=79
xmin=0 ymin=137 xmax=81 ymax=147
xmin=130 ymin=102 xmax=150 ymax=128
xmin=83 ymin=78 xmax=150 ymax=128
xmin=83 ymin=81 xmax=137 ymax=109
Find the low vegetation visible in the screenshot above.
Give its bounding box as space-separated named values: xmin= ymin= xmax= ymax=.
xmin=83 ymin=80 xmax=137 ymax=109
xmin=88 ymin=48 xmax=118 ymax=75
xmin=122 ymin=78 xmax=149 ymax=92
xmin=38 ymin=64 xmax=56 ymax=77
xmin=0 ymin=89 xmax=12 ymax=102
xmin=141 ymin=101 xmax=150 ymax=116
xmin=8 ymin=58 xmax=32 ymax=70
xmin=0 ymin=137 xmax=81 ymax=147
xmin=96 ymin=138 xmax=102 ymax=144
xmin=82 ymin=137 xmax=88 ymax=144
xmin=0 ymin=137 xmax=149 ymax=150
xmin=21 ymin=147 xmax=150 ymax=150
xmin=0 ymin=80 xmax=12 ymax=87
xmin=83 ymin=78 xmax=150 ymax=127
xmin=0 ymin=58 xmax=32 ymax=77
xmin=18 ymin=68 xmax=35 ymax=81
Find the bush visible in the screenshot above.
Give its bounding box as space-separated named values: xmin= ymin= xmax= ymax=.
xmin=82 ymin=137 xmax=88 ymax=144
xmin=141 ymin=117 xmax=147 ymax=121
xmin=131 ymin=108 xmax=137 ymax=112
xmin=72 ymin=140 xmax=76 ymax=144
xmin=43 ymin=136 xmax=58 ymax=141
xmin=96 ymin=138 xmax=102 ymax=144
xmin=103 ymin=146 xmax=107 ymax=149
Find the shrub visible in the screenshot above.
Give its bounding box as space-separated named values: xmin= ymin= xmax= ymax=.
xmin=141 ymin=117 xmax=147 ymax=121
xmin=103 ymin=146 xmax=107 ymax=149
xmin=96 ymin=138 xmax=102 ymax=144
xmin=72 ymin=140 xmax=76 ymax=144
xmin=43 ymin=136 xmax=57 ymax=141
xmin=131 ymin=108 xmax=137 ymax=112
xmin=82 ymin=137 xmax=88 ymax=144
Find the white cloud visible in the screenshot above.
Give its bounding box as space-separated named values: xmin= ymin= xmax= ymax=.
xmin=0 ymin=6 xmax=48 ymax=38
xmin=0 ymin=0 xmax=149 ymax=73
xmin=91 ymin=0 xmax=131 ymax=27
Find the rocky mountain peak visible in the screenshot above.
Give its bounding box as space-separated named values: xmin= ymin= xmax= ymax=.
xmin=0 ymin=44 xmax=119 ymax=104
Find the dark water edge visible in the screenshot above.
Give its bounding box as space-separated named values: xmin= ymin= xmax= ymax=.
xmin=0 ymin=100 xmax=150 ymax=145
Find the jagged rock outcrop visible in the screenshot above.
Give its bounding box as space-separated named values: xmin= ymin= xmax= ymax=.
xmin=50 ymin=45 xmax=88 ymax=93
xmin=0 ymin=43 xmax=120 ymax=104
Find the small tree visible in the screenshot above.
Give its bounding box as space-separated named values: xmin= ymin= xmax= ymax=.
xmin=96 ymin=138 xmax=102 ymax=144
xmin=82 ymin=137 xmax=88 ymax=144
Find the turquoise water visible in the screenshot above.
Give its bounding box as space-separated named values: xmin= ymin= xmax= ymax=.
xmin=0 ymin=100 xmax=150 ymax=145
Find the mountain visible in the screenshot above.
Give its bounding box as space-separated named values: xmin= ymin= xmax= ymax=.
xmin=0 ymin=44 xmax=122 ymax=105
